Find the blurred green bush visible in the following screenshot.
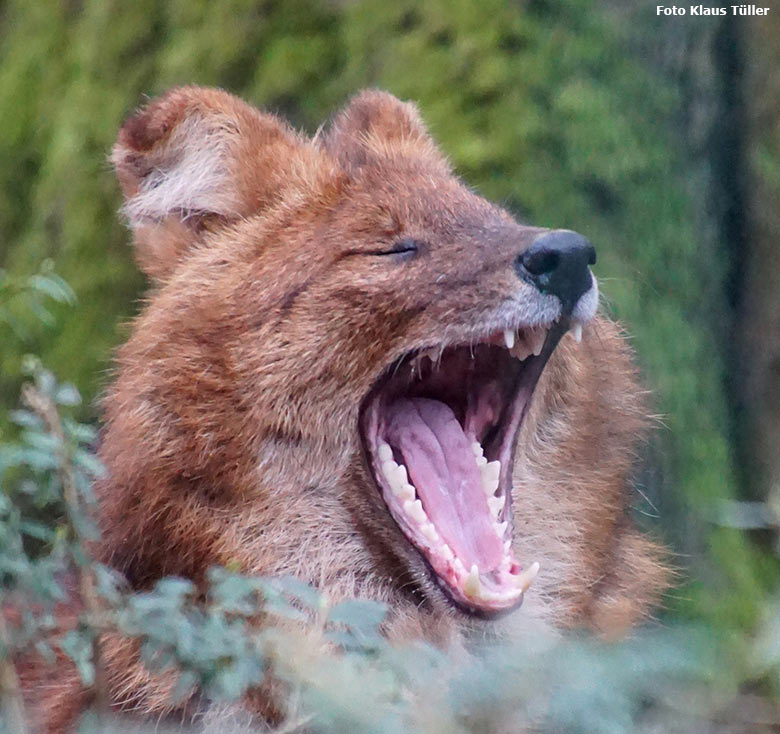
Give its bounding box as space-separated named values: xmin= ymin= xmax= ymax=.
xmin=0 ymin=0 xmax=771 ymax=630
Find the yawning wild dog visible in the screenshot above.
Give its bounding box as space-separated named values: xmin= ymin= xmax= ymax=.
xmin=22 ymin=87 xmax=669 ymax=730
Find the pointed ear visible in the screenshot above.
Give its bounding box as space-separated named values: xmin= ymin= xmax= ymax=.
xmin=322 ymin=89 xmax=450 ymax=173
xmin=112 ymin=86 xmax=317 ymax=281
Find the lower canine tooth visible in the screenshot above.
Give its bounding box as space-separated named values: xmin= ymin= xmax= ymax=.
xmin=513 ymin=561 xmax=540 ymax=592
xmin=464 ymin=564 xmax=481 ymax=598
xmin=572 ymin=323 xmax=583 ymax=343
xmin=404 ymin=499 xmax=427 ymax=523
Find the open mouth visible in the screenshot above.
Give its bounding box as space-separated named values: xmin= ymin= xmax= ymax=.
xmin=361 ymin=320 xmax=574 ymax=616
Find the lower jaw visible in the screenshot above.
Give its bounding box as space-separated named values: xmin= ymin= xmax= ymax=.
xmin=378 ymin=434 xmax=540 ymax=616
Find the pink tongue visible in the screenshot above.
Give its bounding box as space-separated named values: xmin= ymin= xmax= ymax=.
xmin=384 ymin=398 xmax=503 ymax=570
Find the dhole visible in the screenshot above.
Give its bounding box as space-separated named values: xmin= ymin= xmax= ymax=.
xmin=20 ymin=87 xmax=669 ymax=730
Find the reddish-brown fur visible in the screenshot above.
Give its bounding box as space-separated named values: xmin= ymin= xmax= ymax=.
xmin=19 ymin=87 xmax=669 ymax=731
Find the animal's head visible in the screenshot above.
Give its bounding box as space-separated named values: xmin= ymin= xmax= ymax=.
xmin=111 ymin=87 xmax=604 ymax=618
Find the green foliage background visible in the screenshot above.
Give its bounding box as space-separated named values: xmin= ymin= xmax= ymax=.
xmin=0 ymin=0 xmax=774 ymax=634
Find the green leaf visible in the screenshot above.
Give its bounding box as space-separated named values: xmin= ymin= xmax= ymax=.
xmin=328 ymin=600 xmax=388 ymax=633
xmin=55 ymin=383 xmax=82 ymax=406
xmin=265 ymin=575 xmax=322 ymax=610
xmin=27 ymin=273 xmax=76 ymax=305
xmin=58 ymin=629 xmax=95 ymax=686
xmin=8 ymin=409 xmax=44 ymax=429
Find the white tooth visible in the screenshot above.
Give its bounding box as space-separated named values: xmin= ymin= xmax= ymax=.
xmin=421 ymin=522 xmax=439 ymax=542
xmin=394 ymin=482 xmax=416 ymax=501
xmin=404 ymin=499 xmax=427 ymax=523
xmin=482 ymin=478 xmax=499 ymax=495
xmin=481 ymin=460 xmax=500 ymax=483
xmin=481 ymin=476 xmax=497 ymax=496
xmin=464 ymin=564 xmax=481 ymax=598
xmin=378 ymin=442 xmax=393 ymax=462
xmin=453 ymin=558 xmax=466 ymax=577
xmin=510 ymin=340 xmax=533 ymax=361
xmin=480 ymin=460 xmax=500 ymax=494
xmin=494 ymin=520 xmax=508 ymax=538
xmin=512 ymin=561 xmax=540 ymax=592
xmin=440 ymin=544 xmax=454 ymax=561
xmin=476 ymin=455 xmax=488 ymax=468
xmin=381 ymin=459 xmax=398 ymax=478
xmin=471 ymin=441 xmax=484 ymax=457
xmin=503 ymin=329 xmax=515 ymax=349
xmin=503 ymin=540 xmax=512 ymax=554
xmin=529 ymin=327 xmax=546 ymax=356
xmin=488 ymin=495 xmax=506 ymax=516
xmin=394 ymin=464 xmax=408 ymax=486
xmin=572 ymin=323 xmax=583 ymax=343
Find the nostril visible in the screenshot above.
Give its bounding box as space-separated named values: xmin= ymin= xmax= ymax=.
xmin=521 ymin=248 xmax=560 ymax=277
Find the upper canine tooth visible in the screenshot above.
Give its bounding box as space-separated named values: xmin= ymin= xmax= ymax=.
xmin=378 ymin=442 xmax=393 ymax=462
xmin=503 ymin=329 xmax=515 ymax=349
xmin=512 ymin=561 xmax=540 ymax=592
xmin=464 ymin=564 xmax=481 ymax=598
xmin=404 ymin=499 xmax=427 ymax=523
xmin=572 ymin=323 xmax=583 ymax=343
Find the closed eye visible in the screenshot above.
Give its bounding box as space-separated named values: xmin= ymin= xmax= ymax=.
xmin=368 ymin=237 xmax=420 ymax=258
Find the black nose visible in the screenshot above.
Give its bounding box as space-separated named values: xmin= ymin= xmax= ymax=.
xmin=515 ymin=230 xmax=596 ymax=310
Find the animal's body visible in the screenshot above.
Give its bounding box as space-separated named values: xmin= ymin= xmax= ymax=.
xmin=21 ymin=87 xmax=668 ymax=731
